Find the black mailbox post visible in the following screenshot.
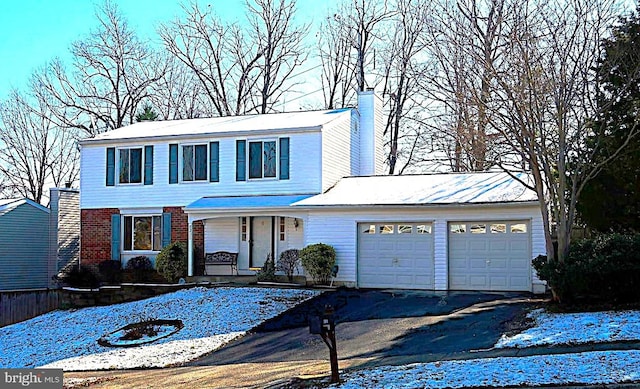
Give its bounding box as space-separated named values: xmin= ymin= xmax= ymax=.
xmin=309 ymin=304 xmax=339 ymax=383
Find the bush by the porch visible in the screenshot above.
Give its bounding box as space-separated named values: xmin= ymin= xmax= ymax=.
xmin=256 ymin=253 xmax=276 ymax=282
xmin=156 ymin=242 xmax=188 ymax=283
xmin=533 ymin=233 xmax=640 ymax=304
xmin=300 ymin=243 xmax=336 ymax=285
xmin=125 ymin=256 xmax=154 ymax=282
xmin=277 ymin=249 xmax=300 ymax=282
xmin=98 ymin=260 xmax=122 ymax=284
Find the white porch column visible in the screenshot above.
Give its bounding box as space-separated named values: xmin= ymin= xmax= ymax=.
xmin=187 ymin=219 xmax=194 ymax=277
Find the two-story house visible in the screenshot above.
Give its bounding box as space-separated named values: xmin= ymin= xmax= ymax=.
xmin=79 ymin=91 xmax=547 ymax=293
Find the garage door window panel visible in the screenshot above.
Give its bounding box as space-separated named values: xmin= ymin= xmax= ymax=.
xmin=398 ymin=225 xmax=413 ymax=234
xmin=450 ymin=224 xmax=466 ymax=233
xmin=511 ymin=223 xmax=527 ymax=233
xmin=417 ymin=224 xmax=432 ymax=234
xmin=491 ymin=224 xmax=506 ymax=233
xmin=379 ymin=225 xmax=394 ymax=234
xmin=362 ymin=225 xmax=376 ymax=234
xmin=470 ymin=224 xmax=486 ymax=234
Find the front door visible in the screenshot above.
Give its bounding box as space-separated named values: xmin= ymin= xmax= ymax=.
xmin=251 ymin=217 xmax=273 ymax=268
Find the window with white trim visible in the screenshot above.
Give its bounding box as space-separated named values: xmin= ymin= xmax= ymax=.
xmin=182 ymin=144 xmax=208 ymax=181
xmin=123 ymin=215 xmax=162 ymax=251
xmin=119 ymin=148 xmax=143 ymax=184
xmin=249 ymin=140 xmax=277 ymax=179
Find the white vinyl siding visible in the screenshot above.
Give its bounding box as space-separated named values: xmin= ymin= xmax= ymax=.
xmin=80 ymin=132 xmax=323 ymax=209
xmin=321 ymin=112 xmax=357 ymax=191
xmin=304 ymin=204 xmax=545 ymax=291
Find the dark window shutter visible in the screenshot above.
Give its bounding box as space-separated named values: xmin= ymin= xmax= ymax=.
xmin=144 ymin=145 xmax=153 ymax=185
xmin=106 ymin=148 xmax=115 ymax=186
xmin=169 ymin=144 xmax=178 ymax=184
xmin=162 ymin=212 xmax=172 ymax=247
xmin=111 ymin=214 xmax=121 ymax=261
xmin=279 ymin=137 xmax=290 ymax=180
xmin=236 ymin=140 xmax=246 ymax=181
xmin=210 ymin=141 xmax=219 ymax=182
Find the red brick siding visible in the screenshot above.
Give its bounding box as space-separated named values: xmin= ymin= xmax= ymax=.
xmin=81 ymin=208 xmax=120 ymax=265
xmin=82 ymin=207 xmax=205 ymax=273
xmin=163 ymin=207 xmax=205 ymax=275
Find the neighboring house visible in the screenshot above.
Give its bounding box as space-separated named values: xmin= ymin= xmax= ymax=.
xmin=79 ymin=90 xmax=546 ymax=293
xmin=0 ymin=198 xmax=51 ymax=290
xmin=49 ymin=188 xmax=80 ymax=277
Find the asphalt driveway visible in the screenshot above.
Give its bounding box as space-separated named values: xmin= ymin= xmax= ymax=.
xmin=190 ymin=288 xmax=537 ymax=370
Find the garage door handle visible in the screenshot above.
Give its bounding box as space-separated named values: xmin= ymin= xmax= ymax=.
xmin=486 ymin=260 xmax=491 ymax=265
xmin=392 ymin=258 xmax=399 ymax=265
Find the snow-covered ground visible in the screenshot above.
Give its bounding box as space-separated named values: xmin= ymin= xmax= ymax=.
xmin=496 ymin=309 xmax=640 ymax=348
xmin=2 ymin=287 xmax=640 ymax=388
xmin=332 ymin=308 xmax=640 ymax=388
xmin=0 ymin=286 xmax=318 ymax=371
xmin=332 ymin=351 xmax=640 ymax=388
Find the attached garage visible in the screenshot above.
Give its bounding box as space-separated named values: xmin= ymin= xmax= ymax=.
xmin=295 ymin=172 xmax=547 ymax=293
xmin=448 ymin=221 xmax=531 ymax=291
xmin=357 ymin=222 xmax=434 ymax=289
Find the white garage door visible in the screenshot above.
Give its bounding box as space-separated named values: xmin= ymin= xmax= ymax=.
xmin=358 ymin=223 xmax=434 ymax=289
xmin=448 ymin=221 xmax=531 ymax=291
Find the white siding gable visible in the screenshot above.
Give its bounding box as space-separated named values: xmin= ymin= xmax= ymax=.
xmin=321 ymin=110 xmax=358 ymax=191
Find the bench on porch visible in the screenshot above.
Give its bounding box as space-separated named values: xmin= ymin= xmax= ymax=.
xmin=204 ymin=251 xmax=238 ymax=275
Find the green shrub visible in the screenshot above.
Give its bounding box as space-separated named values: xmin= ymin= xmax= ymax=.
xmin=98 ymin=260 xmax=122 ymax=284
xmin=533 ymin=233 xmax=640 ymax=303
xmin=277 ymin=249 xmax=300 ymax=282
xmin=256 ymin=253 xmax=276 ymax=282
xmin=125 ymin=256 xmax=154 ymax=282
xmin=156 ymin=242 xmax=187 ymax=283
xmin=300 ymin=243 xmax=336 ymax=285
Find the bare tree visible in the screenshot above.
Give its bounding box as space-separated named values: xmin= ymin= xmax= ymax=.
xmin=318 ymin=12 xmax=357 ymax=109
xmin=160 ymin=2 xmax=261 ymax=116
xmin=379 ymin=0 xmax=433 ymax=174
xmin=147 ymin=56 xmax=209 ymax=120
xmin=247 ymin=0 xmax=308 ymax=113
xmin=422 ymin=0 xmax=509 ymax=172
xmin=33 ymin=1 xmax=165 ymax=135
xmin=161 ymin=0 xmax=307 ymax=116
xmin=486 ymin=0 xmax=638 ymax=262
xmin=0 ymin=90 xmax=79 ymax=203
xmin=347 ymin=0 xmax=394 ymax=91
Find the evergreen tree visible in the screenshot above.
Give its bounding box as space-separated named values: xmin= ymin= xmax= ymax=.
xmin=578 ymin=12 xmax=640 ymax=232
xmin=135 ymin=104 xmax=159 ymax=122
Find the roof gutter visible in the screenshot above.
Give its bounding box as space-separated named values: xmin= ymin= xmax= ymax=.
xmin=79 ymin=126 xmax=323 ymax=146
xmin=290 ymin=200 xmax=539 ymax=210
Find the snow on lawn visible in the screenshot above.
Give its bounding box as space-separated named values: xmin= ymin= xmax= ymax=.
xmin=0 ymin=286 xmax=318 ymax=371
xmin=332 ymin=350 xmax=640 ymax=389
xmin=496 ymin=309 xmax=640 ymax=348
xmin=331 ymin=308 xmax=640 ymax=388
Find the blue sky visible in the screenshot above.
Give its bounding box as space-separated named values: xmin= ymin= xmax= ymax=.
xmin=0 ymin=0 xmax=326 ymax=99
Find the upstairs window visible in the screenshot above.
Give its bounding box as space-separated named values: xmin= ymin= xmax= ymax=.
xmin=249 ymin=140 xmax=277 ymax=179
xmin=107 ymin=146 xmax=153 ymax=186
xmin=169 ymin=142 xmax=219 ymax=184
xmin=237 ymin=138 xmax=289 ymax=181
xmin=182 ymin=144 xmax=208 ymax=181
xmin=119 ymin=148 xmax=142 ymax=184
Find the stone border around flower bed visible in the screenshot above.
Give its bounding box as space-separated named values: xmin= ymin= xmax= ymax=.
xmin=97 ymin=319 xmax=184 ymax=347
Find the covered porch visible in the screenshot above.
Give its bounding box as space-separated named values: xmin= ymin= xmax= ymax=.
xmin=183 ymin=194 xmax=312 ymax=277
